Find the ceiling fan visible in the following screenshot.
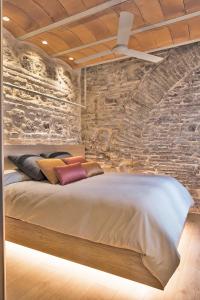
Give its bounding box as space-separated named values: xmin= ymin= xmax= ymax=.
xmin=75 ymin=11 xmax=163 ymax=64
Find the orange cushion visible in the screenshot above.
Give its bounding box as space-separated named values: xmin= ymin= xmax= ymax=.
xmin=81 ymin=162 xmax=104 ymax=177
xmin=37 ymin=159 xmax=66 ymax=184
xmin=63 ymin=156 xmax=86 ymax=165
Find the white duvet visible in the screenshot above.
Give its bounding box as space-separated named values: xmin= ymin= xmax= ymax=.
xmin=5 ymin=173 xmax=193 ymax=287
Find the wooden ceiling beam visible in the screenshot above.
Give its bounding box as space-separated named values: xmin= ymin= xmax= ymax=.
xmin=81 ymin=37 xmax=200 ymax=69
xmin=53 ymin=10 xmax=200 ymax=57
xmin=18 ymin=0 xmax=128 ymax=41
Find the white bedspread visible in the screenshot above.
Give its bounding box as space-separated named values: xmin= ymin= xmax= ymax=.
xmin=5 ymin=173 xmax=193 ymax=287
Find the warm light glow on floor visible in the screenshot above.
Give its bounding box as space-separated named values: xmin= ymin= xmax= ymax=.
xmin=5 ymin=241 xmax=157 ymax=297
xmin=6 ymin=216 xmax=199 ymax=299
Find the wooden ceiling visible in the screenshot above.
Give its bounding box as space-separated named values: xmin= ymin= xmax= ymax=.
xmin=3 ymin=0 xmax=200 ymax=69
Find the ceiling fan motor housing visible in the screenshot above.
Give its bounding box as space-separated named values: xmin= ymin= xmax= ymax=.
xmin=112 ymin=45 xmax=128 ymax=54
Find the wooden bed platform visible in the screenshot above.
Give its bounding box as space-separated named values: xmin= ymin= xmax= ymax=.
xmin=5 ymin=216 xmax=163 ymax=290
xmin=4 ymin=144 xmax=163 ymax=290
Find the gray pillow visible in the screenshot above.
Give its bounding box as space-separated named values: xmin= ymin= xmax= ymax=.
xmin=40 ymin=151 xmax=72 ymax=158
xmin=4 ymin=169 xmax=31 ymax=186
xmin=8 ymin=155 xmax=45 ymax=181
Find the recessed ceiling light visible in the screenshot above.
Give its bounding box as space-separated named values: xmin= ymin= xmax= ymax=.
xmin=42 ymin=40 xmax=48 ymax=45
xmin=68 ymin=57 xmax=74 ymax=61
xmin=3 ymin=16 xmax=10 ymax=22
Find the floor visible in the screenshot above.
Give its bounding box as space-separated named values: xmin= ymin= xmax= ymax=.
xmin=6 ymin=214 xmax=200 ymax=300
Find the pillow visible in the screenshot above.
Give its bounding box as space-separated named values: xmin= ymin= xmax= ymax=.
xmin=55 ymin=163 xmax=87 ymax=185
xmin=81 ymin=162 xmax=104 ymax=177
xmin=37 ymin=158 xmax=66 ymax=184
xmin=40 ymin=151 xmax=72 ymax=158
xmin=4 ymin=169 xmax=31 ymax=186
xmin=63 ymin=156 xmax=86 ymax=165
xmin=8 ymin=155 xmax=46 ymax=181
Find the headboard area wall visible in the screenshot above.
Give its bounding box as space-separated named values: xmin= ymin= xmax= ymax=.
xmin=3 ymin=29 xmax=81 ymax=145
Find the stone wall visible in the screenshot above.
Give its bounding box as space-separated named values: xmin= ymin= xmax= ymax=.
xmin=3 ymin=29 xmax=81 ymax=145
xmin=3 ymin=28 xmax=200 ymax=211
xmin=82 ymin=43 xmax=200 ymax=212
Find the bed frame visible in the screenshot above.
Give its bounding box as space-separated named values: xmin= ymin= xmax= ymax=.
xmin=4 ymin=144 xmax=163 ymax=290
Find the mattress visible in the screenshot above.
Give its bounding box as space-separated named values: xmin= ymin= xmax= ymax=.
xmin=4 ymin=172 xmax=193 ymax=287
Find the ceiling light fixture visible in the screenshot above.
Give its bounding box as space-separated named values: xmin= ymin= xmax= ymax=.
xmin=68 ymin=57 xmax=74 ymax=61
xmin=42 ymin=40 xmax=48 ymax=45
xmin=3 ymin=16 xmax=10 ymax=22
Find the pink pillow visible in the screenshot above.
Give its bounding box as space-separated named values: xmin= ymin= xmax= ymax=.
xmin=63 ymin=156 xmax=86 ymax=165
xmin=55 ymin=163 xmax=87 ymax=185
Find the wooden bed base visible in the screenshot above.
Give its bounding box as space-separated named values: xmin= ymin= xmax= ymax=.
xmin=5 ymin=216 xmax=163 ymax=290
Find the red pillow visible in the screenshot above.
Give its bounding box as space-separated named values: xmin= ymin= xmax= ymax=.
xmin=63 ymin=156 xmax=86 ymax=165
xmin=55 ymin=163 xmax=87 ymax=185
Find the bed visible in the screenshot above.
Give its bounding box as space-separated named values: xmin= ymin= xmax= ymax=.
xmin=4 ymin=145 xmax=193 ymax=290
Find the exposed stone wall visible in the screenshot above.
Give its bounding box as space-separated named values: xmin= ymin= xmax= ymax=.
xmin=3 ymin=28 xmax=200 ymax=211
xmin=82 ymin=43 xmax=200 ymax=212
xmin=3 ymin=29 xmax=81 ymax=145
xmin=141 ymin=67 xmax=200 ymax=212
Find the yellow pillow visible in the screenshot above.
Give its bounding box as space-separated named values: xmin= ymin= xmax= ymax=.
xmin=81 ymin=162 xmax=104 ymax=177
xmin=37 ymin=159 xmax=66 ymax=184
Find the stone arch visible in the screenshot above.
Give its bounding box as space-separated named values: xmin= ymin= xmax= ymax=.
xmin=126 ymin=43 xmax=200 ymax=139
xmin=138 ymin=65 xmax=200 ymax=212
xmin=134 ymin=44 xmax=200 ymax=108
xmin=82 ymin=42 xmax=200 ymax=211
xmin=82 ymin=43 xmax=200 ymax=169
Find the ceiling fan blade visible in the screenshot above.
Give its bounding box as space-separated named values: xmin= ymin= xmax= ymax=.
xmin=75 ymin=50 xmax=112 ymax=64
xmin=117 ymin=11 xmax=134 ymax=46
xmin=121 ymin=48 xmax=163 ymax=63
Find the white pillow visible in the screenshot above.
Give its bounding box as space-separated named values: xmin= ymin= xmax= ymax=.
xmin=4 ymin=169 xmax=31 ymax=186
